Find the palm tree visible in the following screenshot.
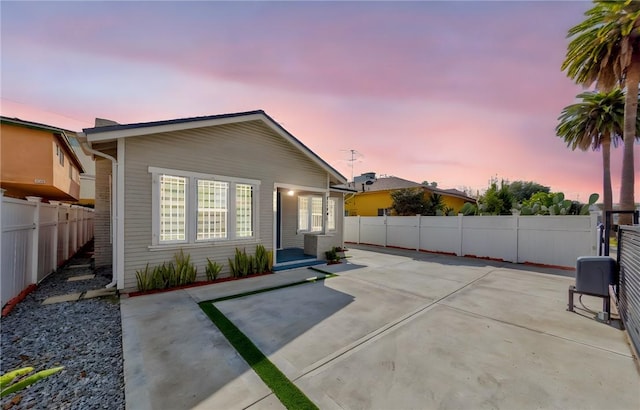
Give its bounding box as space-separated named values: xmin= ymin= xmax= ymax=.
xmin=556 ymin=89 xmax=626 ymax=222
xmin=562 ymin=0 xmax=640 ymax=223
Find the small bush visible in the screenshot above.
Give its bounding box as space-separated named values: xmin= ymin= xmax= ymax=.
xmin=229 ymin=248 xmax=253 ymax=278
xmin=254 ymin=244 xmax=271 ymax=273
xmin=135 ymin=264 xmax=154 ymax=291
xmin=174 ymin=249 xmax=197 ymax=286
xmin=206 ymin=258 xmax=223 ymax=281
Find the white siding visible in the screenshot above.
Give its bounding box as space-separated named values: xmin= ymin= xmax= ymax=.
xmin=122 ymin=120 xmax=330 ymax=290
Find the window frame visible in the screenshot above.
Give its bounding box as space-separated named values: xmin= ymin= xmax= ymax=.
xmin=150 ymin=167 xmax=260 ymax=247
xmin=327 ymin=197 xmax=337 ymax=231
xmin=298 ymin=194 xmax=326 ymax=233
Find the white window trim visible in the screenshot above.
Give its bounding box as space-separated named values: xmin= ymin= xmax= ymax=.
xmin=150 ymin=167 xmax=260 ymax=247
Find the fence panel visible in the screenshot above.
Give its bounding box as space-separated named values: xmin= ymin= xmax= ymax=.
xmin=359 ymin=217 xmax=387 ymax=246
xmin=345 ymin=214 xmax=596 ymax=268
xmin=386 ymin=216 xmax=418 ymax=249
xmin=1 ymin=198 xmax=35 ymax=308
xmin=1 ymin=194 xmax=94 ymax=308
xmin=419 ymin=216 xmax=459 ymax=255
xmin=517 ymin=216 xmax=594 ymax=267
xmin=461 ymin=216 xmax=517 ymax=262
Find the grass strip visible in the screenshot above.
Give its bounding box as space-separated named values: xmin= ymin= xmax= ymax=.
xmin=199 ymin=302 xmax=318 ymax=410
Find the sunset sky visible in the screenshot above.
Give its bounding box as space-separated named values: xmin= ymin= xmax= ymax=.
xmin=2 ymin=1 xmax=638 ymax=202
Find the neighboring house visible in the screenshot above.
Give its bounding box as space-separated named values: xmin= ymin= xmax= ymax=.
xmin=80 ymin=110 xmax=348 ymax=290
xmin=0 ymin=116 xmax=85 ymax=202
xmin=342 ymin=173 xmax=476 ymax=216
xmin=68 ymin=134 xmax=96 ymax=207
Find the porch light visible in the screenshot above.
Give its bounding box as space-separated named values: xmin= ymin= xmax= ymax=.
xmin=287 ymin=190 xmax=295 ymax=196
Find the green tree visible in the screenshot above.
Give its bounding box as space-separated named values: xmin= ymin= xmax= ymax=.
xmin=507 ymin=181 xmax=551 ymax=203
xmin=556 ymin=89 xmax=627 ymax=223
xmin=478 ymin=182 xmax=513 ymax=215
xmin=390 ymin=188 xmax=427 ymax=216
xmin=562 ymin=0 xmax=640 ymax=223
xmin=424 ymin=193 xmax=444 ymax=216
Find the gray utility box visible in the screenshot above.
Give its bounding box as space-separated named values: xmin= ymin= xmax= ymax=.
xmin=575 ymin=256 xmax=617 ymax=297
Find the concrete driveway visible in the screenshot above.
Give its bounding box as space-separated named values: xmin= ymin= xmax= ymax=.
xmin=121 ymin=245 xmax=639 ymax=410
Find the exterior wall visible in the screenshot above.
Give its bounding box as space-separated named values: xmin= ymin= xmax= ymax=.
xmin=121 ymin=120 xmax=329 ymax=290
xmin=1 ymin=124 xmax=51 ymax=184
xmin=345 ymin=189 xmax=472 ymax=216
xmin=0 ymin=123 xmax=80 ymax=201
xmin=93 ymin=157 xmax=113 ymax=268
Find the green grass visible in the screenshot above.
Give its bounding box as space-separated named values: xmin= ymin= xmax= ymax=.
xmin=199 ymin=303 xmax=318 ymax=410
xmin=196 ymin=273 xmax=337 ymax=409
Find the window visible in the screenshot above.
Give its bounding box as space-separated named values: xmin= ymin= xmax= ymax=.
xmin=328 ymin=198 xmax=336 ymax=231
xmin=56 ymin=145 xmax=64 ymax=166
xmin=160 ymin=175 xmax=187 ymax=242
xmin=311 ymin=197 xmax=323 ymax=232
xmin=236 ymin=184 xmax=253 ymax=237
xmin=197 ymin=180 xmax=227 ymax=240
xmin=151 ymin=167 xmax=259 ymax=246
xmin=298 ymin=195 xmax=325 ymax=232
xmin=298 ymin=197 xmax=309 ymax=231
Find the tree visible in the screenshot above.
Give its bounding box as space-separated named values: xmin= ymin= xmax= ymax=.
xmin=556 ymin=89 xmax=627 ymax=224
xmin=424 ymin=193 xmax=444 ymax=216
xmin=390 ymin=188 xmax=427 ymax=216
xmin=562 ymin=0 xmax=640 ymax=223
xmin=507 ymin=181 xmax=551 ymax=203
xmin=478 ymin=182 xmax=513 ymax=215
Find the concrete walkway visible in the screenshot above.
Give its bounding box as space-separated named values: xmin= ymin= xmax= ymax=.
xmin=121 ymin=246 xmax=639 ymax=410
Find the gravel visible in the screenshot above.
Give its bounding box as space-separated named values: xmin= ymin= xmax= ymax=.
xmin=1 ymin=244 xmax=124 ymax=410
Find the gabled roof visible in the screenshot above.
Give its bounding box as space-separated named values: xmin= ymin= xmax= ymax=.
xmin=338 ymin=176 xmax=476 ymax=203
xmin=0 ymin=116 xmax=85 ymax=173
xmin=83 ymin=110 xmax=347 ymax=184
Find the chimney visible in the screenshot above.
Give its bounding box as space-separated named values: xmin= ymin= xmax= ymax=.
xmin=94 ymin=118 xmax=120 ymax=127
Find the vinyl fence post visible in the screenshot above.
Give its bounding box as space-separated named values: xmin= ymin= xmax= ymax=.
xmin=357 ymin=215 xmax=361 ymax=244
xmin=590 ymin=210 xmax=600 ymax=256
xmin=26 ymin=196 xmax=42 ymax=284
xmin=416 ymin=214 xmax=421 ymax=251
xmin=513 ymin=213 xmax=519 ymax=263
xmin=384 ymin=214 xmax=388 ymax=247
xmin=49 ymin=201 xmax=60 ymax=272
xmin=457 ymin=213 xmax=464 ymax=257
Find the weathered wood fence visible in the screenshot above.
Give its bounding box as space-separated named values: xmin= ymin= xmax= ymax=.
xmin=345 ymin=213 xmax=600 ymax=268
xmin=1 ymin=191 xmax=94 ymax=307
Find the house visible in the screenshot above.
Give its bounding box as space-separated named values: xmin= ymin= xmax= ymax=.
xmin=343 ymin=173 xmax=476 ymax=216
xmin=80 ymin=110 xmax=348 ymax=290
xmin=0 ymin=116 xmax=85 ymax=202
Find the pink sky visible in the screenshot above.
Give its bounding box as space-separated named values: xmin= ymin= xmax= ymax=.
xmin=1 ymin=1 xmax=638 ymax=202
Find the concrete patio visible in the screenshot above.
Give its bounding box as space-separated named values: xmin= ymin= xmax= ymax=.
xmin=120 ymin=245 xmax=639 ymax=410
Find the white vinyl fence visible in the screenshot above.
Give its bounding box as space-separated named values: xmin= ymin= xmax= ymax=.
xmin=1 ymin=191 xmax=94 ymax=307
xmin=345 ymin=213 xmax=599 ymax=268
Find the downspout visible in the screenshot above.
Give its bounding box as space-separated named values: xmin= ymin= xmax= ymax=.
xmin=76 ymin=132 xmax=119 ymax=289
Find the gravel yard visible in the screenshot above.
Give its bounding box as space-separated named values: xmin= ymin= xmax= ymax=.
xmin=1 ymin=243 xmax=124 ymax=410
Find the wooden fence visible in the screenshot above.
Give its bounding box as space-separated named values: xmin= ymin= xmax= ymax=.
xmin=345 ymin=213 xmax=599 ymax=268
xmin=1 ymin=191 xmax=94 ymax=307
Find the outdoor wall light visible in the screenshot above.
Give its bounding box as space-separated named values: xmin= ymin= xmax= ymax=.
xmin=287 ymin=190 xmax=295 ymax=196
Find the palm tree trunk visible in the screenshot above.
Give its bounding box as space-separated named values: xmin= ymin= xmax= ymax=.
xmin=602 ymin=138 xmax=613 ymax=230
xmin=619 ymin=56 xmax=640 ymax=225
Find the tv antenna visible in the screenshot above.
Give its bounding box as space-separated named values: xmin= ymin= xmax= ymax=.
xmin=342 ymin=149 xmax=363 ymax=182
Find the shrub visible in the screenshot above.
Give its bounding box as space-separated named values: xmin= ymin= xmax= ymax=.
xmin=205 ymin=258 xmax=223 ymax=281
xmin=174 ymin=249 xmax=197 ymax=286
xmin=229 ymin=248 xmax=253 ymax=278
xmin=135 ymin=264 xmax=154 ymax=292
xmin=254 ymin=244 xmax=271 ymax=273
